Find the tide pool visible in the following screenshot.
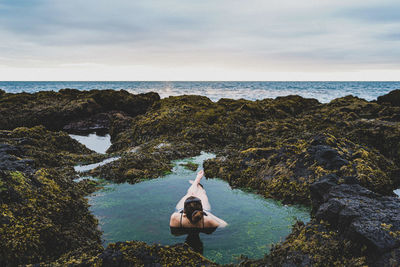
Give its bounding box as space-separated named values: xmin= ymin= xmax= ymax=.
xmin=86 ymin=152 xmax=310 ymax=264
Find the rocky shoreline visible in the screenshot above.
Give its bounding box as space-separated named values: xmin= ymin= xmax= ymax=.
xmin=1 ymin=88 xmax=400 ymax=266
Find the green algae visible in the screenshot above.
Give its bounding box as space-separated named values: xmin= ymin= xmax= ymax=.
xmin=204 ymin=133 xmax=397 ymax=205
xmin=180 ymin=161 xmax=199 ymax=171
xmin=0 ymin=169 xmax=102 ymax=266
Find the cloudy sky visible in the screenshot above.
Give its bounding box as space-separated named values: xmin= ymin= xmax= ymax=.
xmin=0 ymin=0 xmax=399 ymax=80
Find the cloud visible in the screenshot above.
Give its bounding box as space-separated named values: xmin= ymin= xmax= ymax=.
xmin=338 ymin=4 xmax=400 ymax=23
xmin=0 ymin=0 xmax=399 ymax=79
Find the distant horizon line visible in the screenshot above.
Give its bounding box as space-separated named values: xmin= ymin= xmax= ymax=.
xmin=1 ymin=80 xmax=400 ymax=82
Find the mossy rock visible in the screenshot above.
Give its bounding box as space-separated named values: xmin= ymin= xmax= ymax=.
xmin=378 ymin=89 xmax=400 ymax=107
xmin=51 ymin=241 xmax=217 ymax=266
xmin=0 ymin=169 xmax=102 ymax=266
xmin=180 ymin=162 xmax=199 ymax=171
xmin=0 ymin=90 xmax=159 ymax=130
xmin=204 ymin=133 xmax=397 ymax=205
xmin=0 ymin=126 xmax=105 ymax=169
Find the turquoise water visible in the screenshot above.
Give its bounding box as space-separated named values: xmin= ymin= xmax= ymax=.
xmin=86 ymin=152 xmax=310 ymax=264
xmin=1 ymin=81 xmax=399 ymax=103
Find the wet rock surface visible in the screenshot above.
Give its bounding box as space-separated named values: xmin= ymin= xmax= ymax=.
xmin=204 ymin=134 xmax=397 ymax=205
xmin=63 ymin=112 xmax=112 ymax=135
xmin=90 ymin=140 xmax=202 ymax=183
xmin=377 ymin=89 xmax=400 ymax=107
xmin=254 ymin=174 xmax=400 ymax=267
xmin=0 ymin=89 xmax=159 ymax=131
xmin=51 ymin=241 xmax=217 ymax=266
xmin=312 ymin=175 xmax=400 ymax=263
xmin=2 ymin=89 xmax=400 ymax=265
xmin=0 ymin=127 xmax=104 ymax=265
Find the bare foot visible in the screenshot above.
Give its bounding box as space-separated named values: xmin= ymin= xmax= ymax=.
xmin=196 ymin=170 xmax=204 ymax=180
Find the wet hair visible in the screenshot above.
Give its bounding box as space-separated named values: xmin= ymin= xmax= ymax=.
xmin=184 ymin=196 xmax=204 ymax=224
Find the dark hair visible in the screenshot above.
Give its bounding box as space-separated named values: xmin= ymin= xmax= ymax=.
xmin=184 ymin=196 xmax=204 ymax=224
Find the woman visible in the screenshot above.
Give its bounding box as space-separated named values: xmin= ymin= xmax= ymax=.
xmin=170 ymin=170 xmax=228 ymax=233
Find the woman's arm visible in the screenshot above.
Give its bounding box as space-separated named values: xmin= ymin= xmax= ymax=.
xmin=207 ymin=212 xmax=228 ymax=228
xmin=169 ymin=212 xmax=179 ymax=227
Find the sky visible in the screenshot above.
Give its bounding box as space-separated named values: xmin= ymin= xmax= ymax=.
xmin=0 ymin=0 xmax=399 ymax=81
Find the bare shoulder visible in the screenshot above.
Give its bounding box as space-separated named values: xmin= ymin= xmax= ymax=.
xmin=169 ymin=212 xmax=180 ymax=227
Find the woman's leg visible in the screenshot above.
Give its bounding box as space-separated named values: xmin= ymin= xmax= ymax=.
xmin=175 ymin=170 xmax=211 ymax=211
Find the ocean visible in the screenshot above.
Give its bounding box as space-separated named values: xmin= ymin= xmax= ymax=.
xmin=1 ymin=81 xmax=399 ymax=103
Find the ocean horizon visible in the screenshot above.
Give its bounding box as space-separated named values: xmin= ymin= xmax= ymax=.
xmin=1 ymin=81 xmax=399 ymax=103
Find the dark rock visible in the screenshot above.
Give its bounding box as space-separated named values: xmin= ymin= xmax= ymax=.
xmin=374 ymin=247 xmax=400 ymax=267
xmin=180 ymin=162 xmax=199 ymax=171
xmin=312 ymin=181 xmax=400 ymax=264
xmin=63 ymin=112 xmax=111 ymax=135
xmin=0 ymin=90 xmax=160 ymax=131
xmin=377 ymin=89 xmax=400 ymax=107
xmin=309 ymin=145 xmax=349 ymax=170
xmin=0 ymin=143 xmax=35 ymax=173
xmin=204 ymin=133 xmax=396 ymax=205
xmin=0 ymin=126 xmax=105 ymax=169
xmin=309 ymin=174 xmax=339 ymax=213
xmin=91 ymin=140 xmax=201 ymax=184
xmin=57 ymin=241 xmax=217 ymax=266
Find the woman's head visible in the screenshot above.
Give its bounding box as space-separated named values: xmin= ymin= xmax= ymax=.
xmin=184 ymin=196 xmax=204 ymax=224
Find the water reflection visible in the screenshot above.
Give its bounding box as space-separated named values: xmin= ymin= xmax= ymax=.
xmin=170 ymin=228 xmax=217 ymax=255
xmin=70 ymin=133 xmax=111 ymax=154
xmin=185 ymin=234 xmax=204 ymax=254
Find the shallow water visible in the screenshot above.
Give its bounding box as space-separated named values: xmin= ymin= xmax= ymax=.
xmin=74 ymin=157 xmax=120 ymax=173
xmin=394 ymin=189 xmax=400 ymax=197
xmin=70 ymin=133 xmax=111 ymax=154
xmin=87 ymin=152 xmax=310 ymax=264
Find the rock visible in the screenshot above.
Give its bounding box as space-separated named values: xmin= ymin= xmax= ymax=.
xmin=0 ymin=168 xmax=102 ymax=266
xmin=309 ymin=145 xmax=349 ymax=170
xmin=314 ymin=182 xmax=400 ymax=255
xmin=53 ymin=241 xmax=217 ymax=266
xmin=204 ymin=133 xmax=397 ymax=204
xmin=0 ymin=126 xmax=104 ymax=169
xmin=309 ymin=173 xmax=339 ymax=213
xmin=180 ymin=162 xmax=199 ymax=171
xmin=0 ymin=144 xmax=35 ymax=173
xmin=63 ymin=112 xmax=111 ymax=135
xmin=0 ymin=90 xmax=160 ymax=131
xmin=377 ymin=89 xmax=400 ymax=107
xmin=90 ymin=140 xmax=201 ymax=183
xmin=2 ymin=89 xmax=400 ymax=266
